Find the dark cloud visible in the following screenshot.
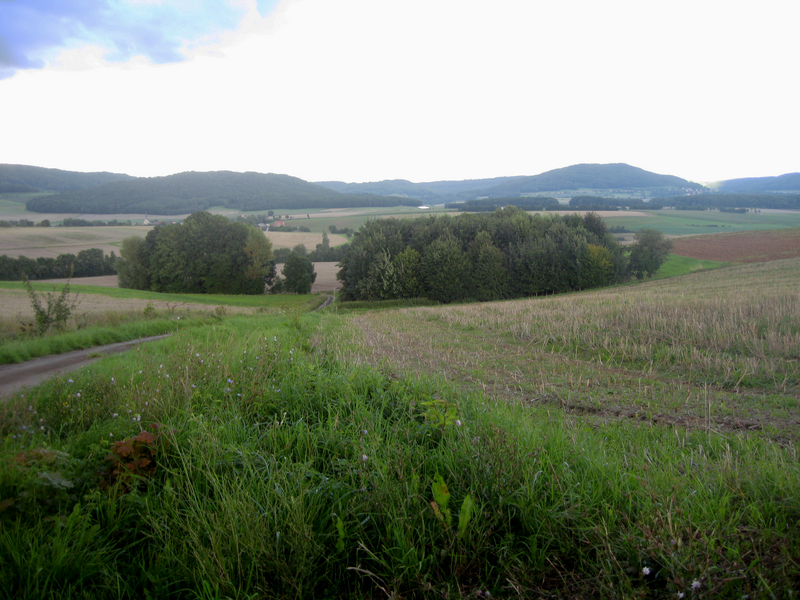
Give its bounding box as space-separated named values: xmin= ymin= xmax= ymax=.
xmin=0 ymin=0 xmax=270 ymax=79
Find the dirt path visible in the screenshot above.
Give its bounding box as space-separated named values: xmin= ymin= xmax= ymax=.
xmin=0 ymin=335 xmax=170 ymax=399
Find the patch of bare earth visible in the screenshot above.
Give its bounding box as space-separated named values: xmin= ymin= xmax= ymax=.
xmin=672 ymin=227 xmax=800 ymax=263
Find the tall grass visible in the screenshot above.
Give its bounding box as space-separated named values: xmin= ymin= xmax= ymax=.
xmin=2 ymin=309 xmax=799 ymax=598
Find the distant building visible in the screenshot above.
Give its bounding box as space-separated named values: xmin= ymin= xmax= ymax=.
xmin=273 ymin=220 xmax=285 ymax=227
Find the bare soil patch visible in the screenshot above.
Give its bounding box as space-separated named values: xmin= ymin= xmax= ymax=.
xmin=671 ymin=228 xmax=800 ymax=263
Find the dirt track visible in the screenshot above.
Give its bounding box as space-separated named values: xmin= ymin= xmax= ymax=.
xmin=0 ymin=335 xmax=170 ymax=399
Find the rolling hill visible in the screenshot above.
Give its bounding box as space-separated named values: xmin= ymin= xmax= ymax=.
xmin=317 ymin=163 xmax=707 ymax=201
xmin=714 ymin=172 xmax=800 ymax=193
xmin=22 ymin=171 xmax=421 ymax=215
xmin=0 ymin=164 xmax=134 ymax=193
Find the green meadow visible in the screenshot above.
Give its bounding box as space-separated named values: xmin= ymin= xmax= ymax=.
xmin=1 ymin=255 xmax=799 ymax=598
xmin=604 ymin=209 xmax=800 ymax=236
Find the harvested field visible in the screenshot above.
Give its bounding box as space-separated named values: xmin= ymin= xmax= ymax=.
xmin=39 ymin=262 xmax=342 ymax=293
xmin=0 ymin=226 xmax=348 ymax=260
xmin=671 ymin=227 xmax=800 ymax=263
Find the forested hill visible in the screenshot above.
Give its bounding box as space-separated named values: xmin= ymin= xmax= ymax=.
xmin=463 ymin=164 xmax=705 ymax=199
xmin=317 ymin=163 xmax=705 ymax=201
xmin=24 ymin=171 xmax=421 ymax=215
xmin=0 ymin=164 xmax=134 ymax=193
xmin=715 ymin=173 xmax=800 ymax=193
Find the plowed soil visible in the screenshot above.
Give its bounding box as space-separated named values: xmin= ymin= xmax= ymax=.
xmin=671 ymin=228 xmax=800 ymax=263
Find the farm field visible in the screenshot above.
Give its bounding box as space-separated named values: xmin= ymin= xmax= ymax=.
xmin=603 ymin=208 xmax=800 ymax=236
xmin=671 ymin=227 xmax=800 ymax=263
xmin=323 ymin=257 xmax=800 ymax=442
xmin=0 ymin=225 xmax=347 ymax=260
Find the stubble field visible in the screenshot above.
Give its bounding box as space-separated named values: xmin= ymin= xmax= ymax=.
xmin=0 ymin=225 xmax=347 ymax=259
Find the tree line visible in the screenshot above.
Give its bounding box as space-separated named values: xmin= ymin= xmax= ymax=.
xmin=337 ymin=208 xmax=671 ymax=303
xmin=0 ymin=249 xmax=117 ymax=280
xmin=654 ymin=193 xmax=800 ymax=210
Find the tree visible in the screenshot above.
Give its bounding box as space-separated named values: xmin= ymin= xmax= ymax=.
xmin=117 ymin=212 xmax=269 ymax=294
xmin=421 ymin=236 xmax=469 ymax=303
xmin=117 ymin=236 xmax=151 ymax=290
xmin=282 ymin=251 xmax=316 ymax=294
xmin=243 ymin=226 xmax=275 ymax=290
xmin=627 ymin=229 xmax=673 ymax=279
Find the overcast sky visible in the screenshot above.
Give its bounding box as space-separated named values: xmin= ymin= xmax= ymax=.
xmin=1 ymin=0 xmax=797 ymax=184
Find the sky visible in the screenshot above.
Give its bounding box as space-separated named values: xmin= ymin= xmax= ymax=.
xmin=0 ymin=0 xmax=797 ymax=185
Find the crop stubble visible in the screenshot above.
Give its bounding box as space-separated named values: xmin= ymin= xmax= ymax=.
xmin=319 ymin=257 xmax=800 ymax=441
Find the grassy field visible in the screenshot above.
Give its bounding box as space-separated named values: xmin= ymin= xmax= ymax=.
xmin=604 ymin=209 xmax=800 ymax=236
xmin=1 ymin=254 xmax=799 ymax=598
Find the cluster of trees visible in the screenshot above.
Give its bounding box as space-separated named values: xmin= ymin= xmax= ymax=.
xmin=60 ymin=218 xmax=133 ymax=227
xmin=0 ymin=249 xmax=117 ymax=280
xmin=328 ymin=225 xmax=354 ymax=236
xmin=337 ymin=208 xmax=671 ymax=303
xmin=115 ymin=212 xmax=275 ymax=295
xmin=0 ymin=219 xmax=49 ymax=227
xmin=447 ymin=197 xmax=561 ymax=212
xmin=568 ymin=196 xmax=664 ymax=211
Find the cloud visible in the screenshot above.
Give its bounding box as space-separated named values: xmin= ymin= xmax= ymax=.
xmin=0 ymin=0 xmax=279 ymax=79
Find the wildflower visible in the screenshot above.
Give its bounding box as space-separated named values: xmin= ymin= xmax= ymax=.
xmin=196 ymin=353 xmax=200 ymax=357
xmin=28 ymin=405 xmax=33 ymax=411
xmin=642 ymin=567 xmax=651 ymax=576
xmin=361 ymin=454 xmax=368 ymax=462
xmin=227 ymin=378 xmax=234 ymax=384
xmin=191 ymin=384 xmax=196 ymax=388
xmin=68 ymin=379 xmax=73 ymax=383
xmin=677 ymin=593 xmax=685 ymax=599
xmin=110 ymin=433 xmax=114 ymax=437
xmin=273 ymin=336 xmax=277 ymax=342
xmin=455 ymin=419 xmax=462 ymax=426
xmin=112 ymin=413 xmax=118 ymax=418
xmin=76 ymin=392 xmax=81 ymax=398
xmin=692 ymin=580 xmax=701 ymax=591
xmin=225 ymin=388 xmax=231 ymax=392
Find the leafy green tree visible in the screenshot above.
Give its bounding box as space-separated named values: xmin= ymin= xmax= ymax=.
xmin=627 ymin=229 xmax=673 ymax=279
xmin=393 ymin=247 xmax=423 ymax=298
xmin=116 ymin=236 xmax=151 ymax=290
xmin=243 ymin=226 xmax=275 ymax=289
xmin=421 ymin=236 xmax=469 ymax=303
xmin=282 ymin=252 xmax=316 ymax=294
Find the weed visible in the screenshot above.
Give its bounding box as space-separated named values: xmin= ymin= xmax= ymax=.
xmin=22 ymin=275 xmax=78 ymax=336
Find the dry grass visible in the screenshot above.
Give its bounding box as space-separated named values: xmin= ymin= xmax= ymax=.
xmin=318 ymin=257 xmax=800 ymax=440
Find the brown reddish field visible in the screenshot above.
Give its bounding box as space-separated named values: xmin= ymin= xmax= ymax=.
xmin=671 ymin=227 xmax=800 ymax=263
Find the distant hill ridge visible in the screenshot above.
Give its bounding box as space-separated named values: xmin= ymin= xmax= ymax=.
xmin=18 ymin=170 xmax=422 ymax=215
xmin=715 ymin=172 xmax=800 ymax=193
xmin=3 ymin=163 xmax=798 ymax=214
xmin=317 ymin=163 xmax=706 ymax=200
